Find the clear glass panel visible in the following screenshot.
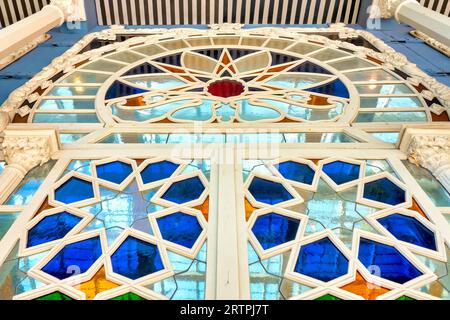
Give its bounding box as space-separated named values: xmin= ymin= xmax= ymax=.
xmin=37 ymin=99 xmax=95 ymax=110
xmin=345 ymin=69 xmax=399 ymax=81
xmin=62 ymin=72 xmax=111 ymax=84
xmin=132 ymin=44 xmax=166 ymax=56
xmin=265 ymin=73 xmax=332 ymax=88
xmin=287 ymin=42 xmax=323 ymax=55
xmin=81 ymin=59 xmax=125 ymax=72
xmin=369 ymin=132 xmax=400 ymax=144
xmin=124 ymin=75 xmax=187 ymax=89
xmin=59 ymin=133 xmax=88 ymax=143
xmin=98 ymin=132 xmax=358 ymax=144
xmin=360 ymin=96 xmax=423 ymax=108
xmin=356 ymin=84 xmax=413 ymax=94
xmin=33 ymin=113 xmax=100 ymax=123
xmin=355 ymin=111 xmax=427 ymax=122
xmin=403 ymin=160 xmax=450 ymax=207
xmin=0 ymin=212 xmax=19 ymax=240
xmin=309 ymin=48 xmax=350 ymax=61
xmin=48 ymin=86 xmax=99 ymax=96
xmin=5 ymin=161 xmax=56 ymax=206
xmin=330 ymin=57 xmax=375 ymax=71
xmin=106 ymin=51 xmax=145 ymax=63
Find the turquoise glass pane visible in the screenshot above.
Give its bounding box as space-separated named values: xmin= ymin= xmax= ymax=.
xmin=0 ymin=212 xmax=19 ymax=241
xmin=360 ymin=97 xmax=422 ymax=108
xmin=99 ymin=132 xmax=358 ymax=144
xmin=355 ymin=112 xmax=427 ymax=123
xmin=59 ymin=133 xmax=87 ymax=143
xmin=126 ymin=76 xmax=186 ymax=89
xmin=48 ymin=86 xmax=99 ymax=96
xmin=38 ymin=99 xmax=95 ymax=110
xmin=111 ymin=100 xmax=188 ymax=122
xmin=33 ymin=113 xmax=100 ymax=123
xmin=355 ymin=84 xmax=413 ymax=94
xmin=0 ymin=161 xmax=5 ymax=174
xmin=239 ymin=100 xmax=281 ymax=121
xmin=6 ymin=161 xmax=56 ymax=205
xmin=171 ymin=100 xmax=214 ymax=121
xmin=402 ymin=160 xmax=450 ymax=207
xmin=369 ymin=132 xmax=399 ymax=144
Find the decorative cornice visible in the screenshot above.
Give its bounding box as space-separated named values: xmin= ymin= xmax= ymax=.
xmin=0 ymin=34 xmax=50 ymax=71
xmin=1 ymin=23 xmax=449 ymax=118
xmin=49 ymin=0 xmax=86 ymax=22
xmin=410 ymin=30 xmax=450 ymax=57
xmin=1 ymin=130 xmax=59 ymax=172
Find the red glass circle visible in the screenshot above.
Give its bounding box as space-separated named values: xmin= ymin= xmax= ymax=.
xmin=207 ymin=79 xmax=245 ymax=98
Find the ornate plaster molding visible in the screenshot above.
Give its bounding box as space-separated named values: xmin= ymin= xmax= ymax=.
xmin=1 ymin=23 xmax=449 ymax=119
xmin=1 ymin=130 xmax=59 ymax=172
xmin=410 ymin=30 xmax=450 ymax=57
xmin=0 ymin=34 xmax=50 ymax=71
xmin=407 ymin=134 xmax=450 ymax=192
xmin=49 ymin=0 xmax=86 ymax=22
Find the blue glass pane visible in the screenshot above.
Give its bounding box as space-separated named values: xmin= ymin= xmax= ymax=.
xmin=358 ymin=238 xmax=422 ymax=284
xmin=252 ymin=213 xmax=300 ymax=250
xmin=276 ymin=161 xmax=315 ymax=185
xmin=363 ymin=178 xmax=405 ymax=205
xmin=96 ymin=161 xmax=133 ymax=184
xmin=162 ymin=176 xmax=205 ymax=204
xmin=55 ymin=177 xmax=94 ymax=204
xmin=248 ymin=177 xmax=293 ymax=205
xmin=111 ymin=236 xmax=164 ymax=280
xmin=294 ymin=237 xmax=349 ymax=282
xmin=323 ymin=161 xmax=360 ymax=185
xmin=105 ymin=80 xmax=148 ymax=100
xmin=42 ymin=237 xmax=102 ymax=280
xmin=27 ymin=212 xmax=82 ymax=247
xmin=378 ymin=214 xmax=436 ymax=250
xmin=141 ymin=161 xmax=179 ymax=184
xmin=157 ymin=212 xmax=202 ymax=248
xmin=304 ymin=79 xmax=349 ymax=98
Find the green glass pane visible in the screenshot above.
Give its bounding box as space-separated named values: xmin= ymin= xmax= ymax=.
xmin=316 ymin=294 xmax=341 ymax=300
xmin=396 ymin=295 xmax=415 ymax=300
xmin=35 ymin=292 xmax=73 ymax=300
xmin=110 ymin=292 xmax=145 ymax=300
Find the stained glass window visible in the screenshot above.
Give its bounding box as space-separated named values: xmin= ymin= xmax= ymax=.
xmin=0 ymin=25 xmax=449 ymax=301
